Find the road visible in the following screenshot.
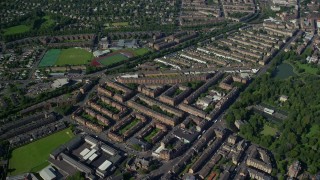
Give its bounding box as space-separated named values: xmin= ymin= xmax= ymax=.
xmin=257 ymin=30 xmax=303 ymax=76
xmin=28 ymin=48 xmax=47 ymax=80
xmin=142 ymin=27 xmax=305 ymax=180
xmin=3 ymin=17 xmax=302 ymax=179
xmin=146 ymin=112 xmax=227 ymax=179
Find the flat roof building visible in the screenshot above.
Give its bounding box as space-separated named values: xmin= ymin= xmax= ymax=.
xmin=39 ymin=166 xmax=57 ymax=180
xmin=51 ymin=78 xmax=69 ymax=89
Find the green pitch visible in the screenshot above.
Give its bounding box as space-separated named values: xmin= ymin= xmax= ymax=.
xmin=55 ymin=48 xmax=93 ymax=66
xmin=122 ymin=48 xmax=150 ymax=56
xmin=39 ymin=49 xmax=61 ymax=67
xmin=8 ymin=128 xmax=74 ymax=175
xmin=99 ymin=54 xmax=129 ymax=66
xmin=39 ymin=48 xmax=92 ymax=67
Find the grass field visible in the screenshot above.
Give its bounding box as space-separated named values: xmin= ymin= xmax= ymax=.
xmin=295 ymin=61 xmax=318 ymax=75
xmin=39 ymin=48 xmax=92 ymax=67
xmin=91 ymin=48 xmax=149 ymax=67
xmin=111 ymin=48 xmax=150 ymax=56
xmin=144 ymin=128 xmax=160 ymax=143
xmin=119 ymin=119 xmax=139 ymax=135
xmin=56 ymin=48 xmax=93 ymax=66
xmin=261 ymin=124 xmax=277 ymax=136
xmin=98 ymin=54 xmax=129 ymax=66
xmin=8 ymin=128 xmax=74 ymax=175
xmin=127 ymin=48 xmax=150 ymax=56
xmin=4 ymin=25 xmax=31 ymax=35
xmin=39 ymin=49 xmax=61 ymax=67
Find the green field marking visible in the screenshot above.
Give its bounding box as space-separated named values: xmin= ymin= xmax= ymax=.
xmin=8 ymin=128 xmax=74 ymax=175
xmin=4 ymin=25 xmax=31 ymax=35
xmin=119 ymin=119 xmax=139 ymax=135
xmin=98 ymin=54 xmax=129 ymax=66
xmin=261 ymin=124 xmax=277 ymax=136
xmin=39 ymin=49 xmax=61 ymax=67
xmin=55 ymin=48 xmax=93 ymax=66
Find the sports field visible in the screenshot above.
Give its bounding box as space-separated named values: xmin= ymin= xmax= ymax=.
xmin=91 ymin=48 xmax=149 ymax=67
xmin=99 ymin=54 xmax=129 ymax=66
xmin=125 ymin=48 xmax=150 ymax=56
xmin=4 ymin=25 xmax=31 ymax=35
xmin=56 ymin=48 xmax=93 ymax=66
xmin=8 ymin=128 xmax=74 ymax=175
xmin=39 ymin=48 xmax=93 ymax=67
xmin=38 ymin=49 xmax=61 ymax=67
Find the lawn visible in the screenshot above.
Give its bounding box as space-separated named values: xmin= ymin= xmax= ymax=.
xmin=132 ymin=48 xmax=150 ymax=56
xmin=4 ymin=25 xmax=31 ymax=35
xmin=119 ymin=119 xmax=139 ymax=135
xmin=97 ymin=99 xmax=120 ymax=114
xmin=98 ymin=54 xmax=129 ymax=66
xmin=295 ymin=61 xmax=318 ymax=75
xmin=144 ymin=128 xmax=160 ymax=143
xmin=38 ymin=49 xmax=61 ymax=67
xmin=55 ymin=48 xmax=93 ymax=66
xmin=261 ymin=124 xmax=277 ymax=136
xmin=8 ymin=128 xmax=74 ymax=175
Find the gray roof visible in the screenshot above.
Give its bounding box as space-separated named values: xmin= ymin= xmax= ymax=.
xmin=39 ymin=166 xmax=56 ymax=180
xmin=60 ymin=153 xmax=93 ymax=174
xmin=173 ymin=128 xmax=198 ymax=143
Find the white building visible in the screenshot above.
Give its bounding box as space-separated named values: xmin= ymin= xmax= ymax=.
xmin=272 ymin=0 xmax=297 ymax=6
xmin=51 ymin=78 xmax=69 ymax=89
xmin=39 ymin=166 xmax=56 ymax=180
xmin=93 ymin=49 xmax=110 ymax=57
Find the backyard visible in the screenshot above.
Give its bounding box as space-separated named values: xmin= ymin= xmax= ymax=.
xmin=119 ymin=119 xmax=139 ymax=135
